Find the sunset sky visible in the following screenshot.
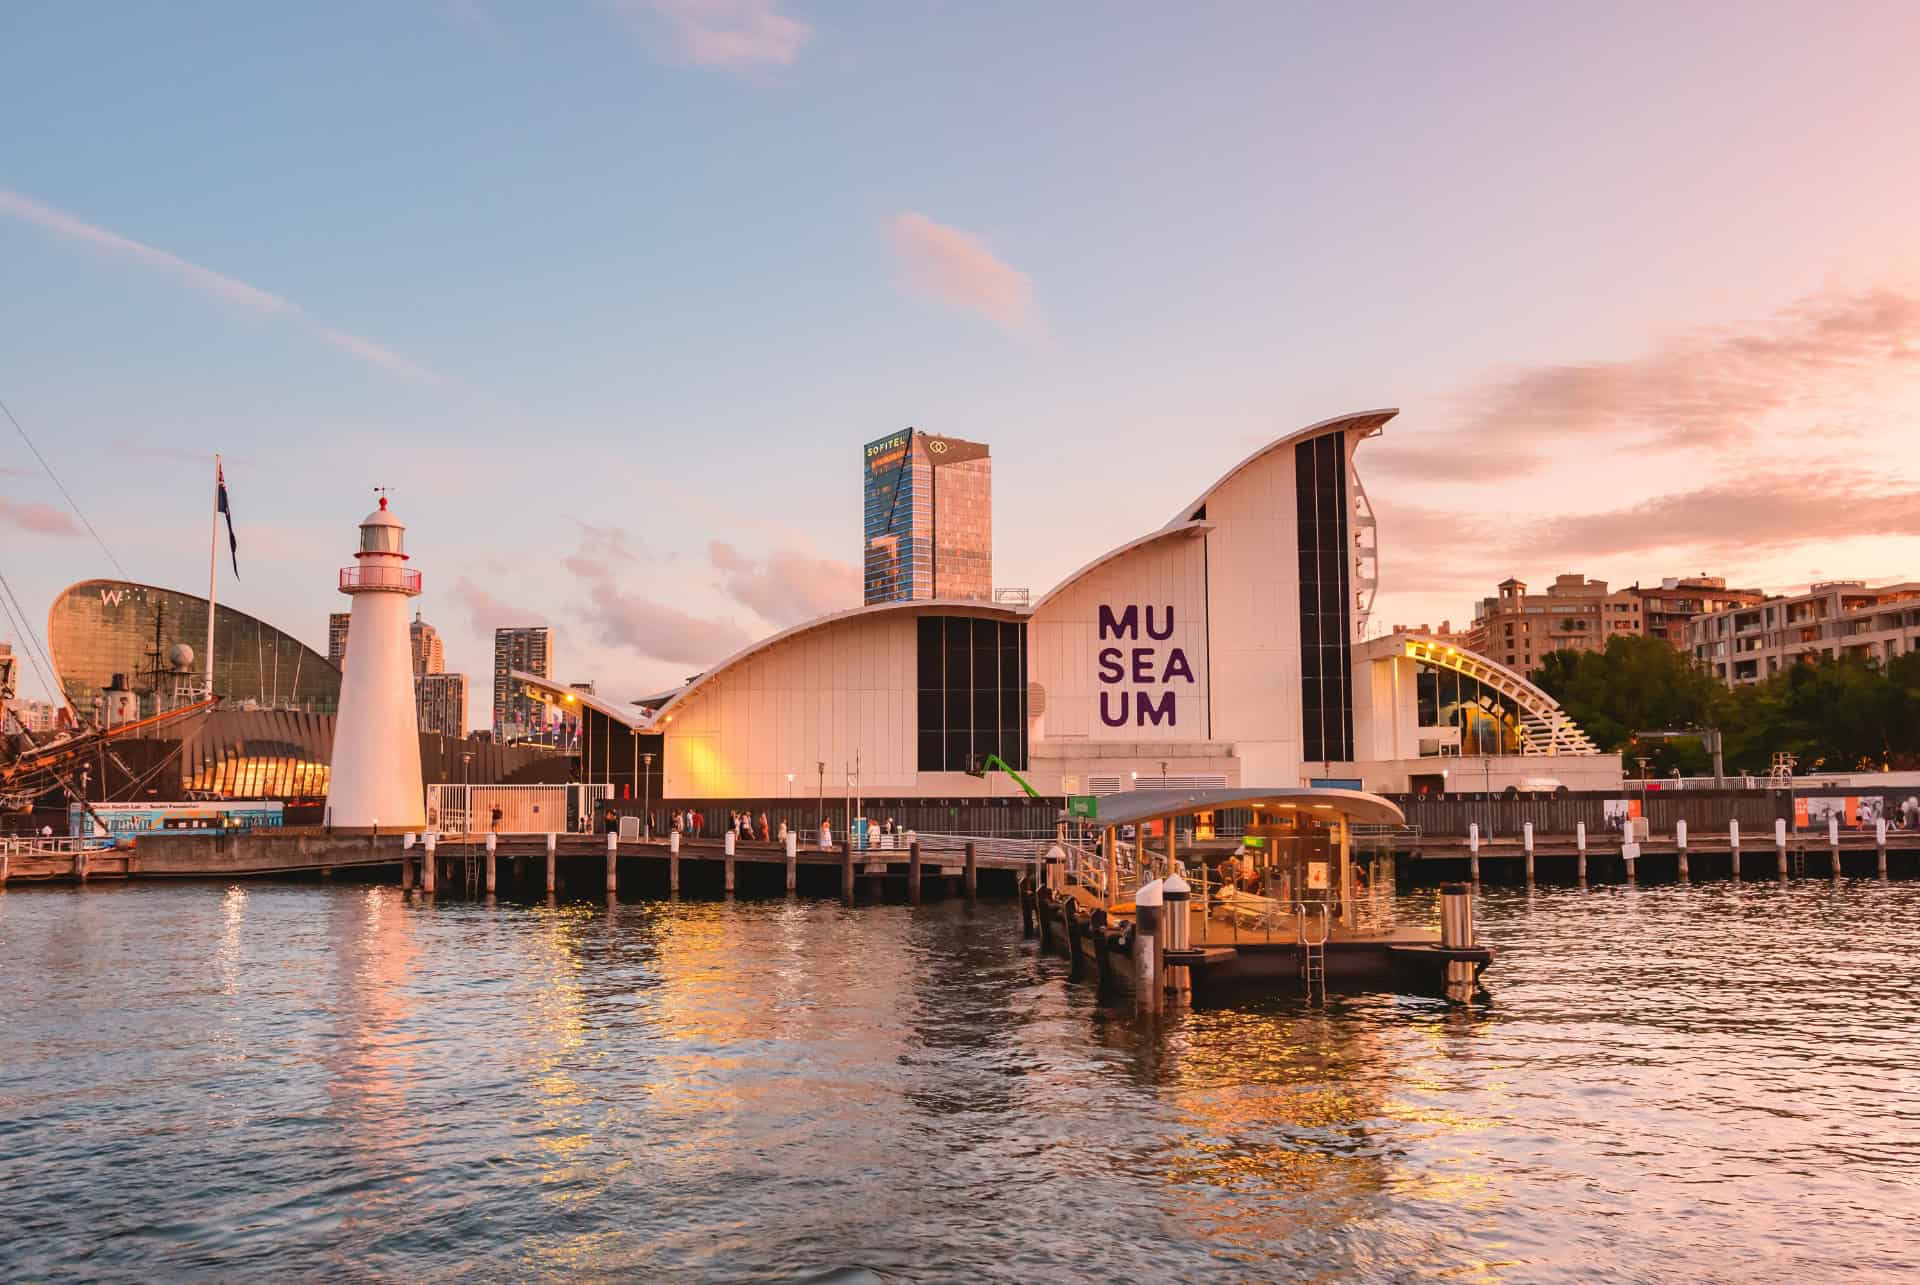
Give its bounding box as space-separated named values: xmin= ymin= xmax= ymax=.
xmin=4 ymin=2 xmax=1919 ymax=717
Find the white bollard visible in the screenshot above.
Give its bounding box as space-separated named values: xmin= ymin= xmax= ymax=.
xmin=1729 ymin=819 xmax=1741 ymax=881
xmin=1676 ymin=819 xmax=1689 ymax=881
xmin=785 ymin=829 xmax=798 ymax=893
xmin=1576 ymin=821 xmax=1587 ymax=884
xmin=1829 ymin=813 xmax=1842 ymax=879
xmin=1468 ymin=822 xmax=1481 ymax=884
xmin=1523 ymin=821 xmax=1535 ymax=884
xmin=485 ymin=831 xmax=497 ymax=894
xmin=724 ymin=829 xmax=736 ymax=856
xmin=546 ymin=831 xmax=557 ymax=893
xmin=669 ymin=828 xmax=680 ymax=893
xmin=606 ymin=830 xmax=618 ymax=893
xmin=724 ymin=828 xmax=737 ymax=893
xmin=1775 ymin=817 xmax=1788 ymax=879
xmin=1877 ymin=817 xmax=1889 ymax=879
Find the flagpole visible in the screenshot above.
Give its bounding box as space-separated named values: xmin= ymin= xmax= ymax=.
xmin=206 ymin=452 xmax=219 ymax=700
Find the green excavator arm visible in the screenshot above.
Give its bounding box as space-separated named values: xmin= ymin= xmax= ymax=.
xmin=966 ymin=753 xmax=1041 ymax=799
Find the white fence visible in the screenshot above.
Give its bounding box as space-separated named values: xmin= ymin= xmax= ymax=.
xmin=426 ymin=784 xmax=613 ymax=835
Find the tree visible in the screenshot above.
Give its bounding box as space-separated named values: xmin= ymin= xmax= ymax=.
xmin=1531 ymin=635 xmax=1724 ymax=756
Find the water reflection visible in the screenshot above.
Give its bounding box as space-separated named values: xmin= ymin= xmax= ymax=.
xmin=1 ymin=883 xmax=1918 ymax=1280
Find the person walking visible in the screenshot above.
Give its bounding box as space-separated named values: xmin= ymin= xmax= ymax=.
xmin=819 ymin=818 xmax=833 ymax=850
xmin=758 ymin=811 xmax=770 ymax=842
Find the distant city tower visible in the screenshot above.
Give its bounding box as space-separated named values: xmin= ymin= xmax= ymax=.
xmin=328 ymin=494 xmax=425 ymax=829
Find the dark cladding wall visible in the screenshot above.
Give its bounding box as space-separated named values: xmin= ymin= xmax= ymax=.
xmin=50 ymin=581 xmax=341 ymax=718
xmin=1295 ymin=436 xmax=1354 ymax=762
xmin=916 ymin=616 xmax=1026 ymax=772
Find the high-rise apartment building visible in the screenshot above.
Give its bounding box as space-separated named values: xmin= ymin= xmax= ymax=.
xmin=1633 ymin=576 xmax=1765 ymax=648
xmin=409 ymin=612 xmax=445 ymax=674
xmin=327 ymin=612 xmax=351 ymax=667
xmin=492 ymin=625 xmax=553 ymax=739
xmin=862 ymin=429 xmax=991 ymax=605
xmin=1473 ymin=575 xmax=1643 ymax=672
xmin=415 ymin=671 xmax=468 ymax=738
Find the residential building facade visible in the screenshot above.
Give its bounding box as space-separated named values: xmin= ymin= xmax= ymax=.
xmin=415 ymin=671 xmax=468 ymax=738
xmin=410 ymin=613 xmax=445 ymax=675
xmin=492 ymin=626 xmax=553 ymax=740
xmin=1633 ymin=576 xmax=1764 ymax=648
xmin=1472 ymin=575 xmax=1643 ymax=673
xmin=1689 ymin=581 xmax=1920 ymax=684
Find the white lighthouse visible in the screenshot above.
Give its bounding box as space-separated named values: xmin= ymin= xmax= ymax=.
xmin=328 ymin=494 xmax=425 ymax=830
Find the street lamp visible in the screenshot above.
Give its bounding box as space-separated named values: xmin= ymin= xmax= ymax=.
xmin=641 ymin=750 xmax=654 ymax=839
xmin=817 ymin=761 xmax=826 ymax=845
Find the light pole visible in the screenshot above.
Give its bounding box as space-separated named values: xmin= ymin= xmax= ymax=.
xmin=641 ymin=750 xmax=654 ymax=838
xmin=817 ymin=760 xmax=826 ymax=846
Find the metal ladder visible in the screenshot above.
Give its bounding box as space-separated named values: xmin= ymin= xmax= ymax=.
xmin=1296 ymin=903 xmax=1329 ymax=1000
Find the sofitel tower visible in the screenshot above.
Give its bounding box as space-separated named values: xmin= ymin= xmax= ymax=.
xmin=862 ymin=429 xmax=991 ymax=605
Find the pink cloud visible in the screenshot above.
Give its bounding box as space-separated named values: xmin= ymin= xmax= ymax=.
xmin=709 ymin=540 xmax=858 ymax=625
xmin=889 ymin=211 xmax=1038 ymax=336
xmin=1370 ymin=286 xmax=1920 ymax=479
xmin=0 ymin=496 xmax=81 ymax=538
xmin=611 ymin=0 xmax=811 ymax=68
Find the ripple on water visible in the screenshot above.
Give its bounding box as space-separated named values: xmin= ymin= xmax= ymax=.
xmin=2 ymin=879 xmax=1919 ymax=1281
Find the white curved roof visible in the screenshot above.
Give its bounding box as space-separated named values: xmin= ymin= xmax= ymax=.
xmin=1029 ymin=522 xmax=1212 ymax=615
xmin=1089 ymin=786 xmax=1406 ymax=829
xmin=644 ymin=597 xmax=1027 ymax=726
xmin=1164 ymin=408 xmax=1397 ymax=529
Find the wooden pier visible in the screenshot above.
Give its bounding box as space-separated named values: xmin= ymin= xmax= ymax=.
xmin=1405 ymin=830 xmax=1920 ymax=883
xmin=0 ymin=829 xmax=1023 ymax=898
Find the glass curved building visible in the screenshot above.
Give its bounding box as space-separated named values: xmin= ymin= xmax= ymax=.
xmin=47 ymin=580 xmax=340 ymax=720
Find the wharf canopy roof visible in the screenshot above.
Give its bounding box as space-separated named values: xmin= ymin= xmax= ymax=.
xmin=47 ymin=580 xmax=340 ymax=717
xmin=1086 ymin=787 xmax=1407 ymax=829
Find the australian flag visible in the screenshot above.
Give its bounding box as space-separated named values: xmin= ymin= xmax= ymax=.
xmin=217 ymin=459 xmax=239 ymax=577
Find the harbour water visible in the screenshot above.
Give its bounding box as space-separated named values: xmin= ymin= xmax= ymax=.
xmin=2 ymin=881 xmax=1916 ymax=1281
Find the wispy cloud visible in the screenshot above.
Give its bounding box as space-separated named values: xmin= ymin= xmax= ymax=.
xmin=1371 ymin=287 xmax=1920 ymax=479
xmin=608 ymin=0 xmax=811 ymax=69
xmin=558 ymin=526 xmax=752 ymax=666
xmin=889 ymin=212 xmax=1039 ymax=337
xmin=0 ymin=187 xmax=447 ymax=385
xmin=709 ymin=540 xmax=857 ymax=625
xmin=0 ymin=495 xmax=82 ymax=537
xmin=1382 ymin=469 xmax=1920 ymax=599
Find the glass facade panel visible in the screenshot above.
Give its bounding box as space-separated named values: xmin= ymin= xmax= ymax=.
xmin=1413 ymin=659 xmax=1523 ymax=755
xmin=1295 ymin=436 xmax=1354 ymax=761
xmin=49 ymin=580 xmax=341 ymax=720
xmin=914 ymin=615 xmax=1027 ymax=771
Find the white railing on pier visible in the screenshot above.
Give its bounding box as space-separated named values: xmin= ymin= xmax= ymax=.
xmin=1 ymin=836 xmax=117 ymax=855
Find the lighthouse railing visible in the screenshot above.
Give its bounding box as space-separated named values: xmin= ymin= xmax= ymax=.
xmin=339 ymin=566 xmax=422 ymax=592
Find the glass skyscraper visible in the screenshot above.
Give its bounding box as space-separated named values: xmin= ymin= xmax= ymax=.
xmin=862 ymin=429 xmax=992 ymax=605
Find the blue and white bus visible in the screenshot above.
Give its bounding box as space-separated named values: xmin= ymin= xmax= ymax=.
xmin=70 ymin=801 xmax=286 ymax=838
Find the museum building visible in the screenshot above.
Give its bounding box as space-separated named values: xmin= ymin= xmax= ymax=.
xmin=527 ymin=410 xmax=1622 ymax=814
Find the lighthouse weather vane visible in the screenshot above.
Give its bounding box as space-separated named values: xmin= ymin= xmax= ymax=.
xmin=373 ymin=484 xmax=389 ymax=510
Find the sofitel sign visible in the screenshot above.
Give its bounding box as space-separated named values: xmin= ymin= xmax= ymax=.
xmin=1097 ymin=604 xmax=1195 ymax=727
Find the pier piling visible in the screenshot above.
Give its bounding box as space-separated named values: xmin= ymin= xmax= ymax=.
xmin=964 ymin=841 xmax=977 ymax=901
xmin=1878 ymin=818 xmax=1889 ymax=879
xmin=1522 ymin=822 xmax=1535 ymax=885
xmin=1468 ymin=822 xmax=1481 ymax=885
xmin=723 ymin=830 xmax=735 ymax=895
xmin=908 ymin=842 xmax=922 ymax=904
xmin=841 ymin=842 xmax=855 ymax=901
xmin=401 ymin=837 xmax=414 ymax=890
xmin=545 ymin=832 xmax=557 ymax=894
xmin=1133 ymin=878 xmax=1162 ymax=1015
xmin=785 ymin=831 xmax=797 ymax=893
xmin=1829 ymin=815 xmax=1842 ymax=879
xmin=1775 ymin=819 xmax=1789 ymax=881
xmin=606 ymin=831 xmax=618 ymax=894
xmin=1576 ymin=821 xmax=1587 ymax=885
xmin=1729 ymin=820 xmax=1741 ymax=881
xmin=422 ymin=831 xmax=437 ymax=893
xmin=669 ymin=829 xmax=681 ymax=894
xmin=485 ymin=832 xmax=496 ymax=895
xmin=1676 ymin=819 xmax=1689 ymax=881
